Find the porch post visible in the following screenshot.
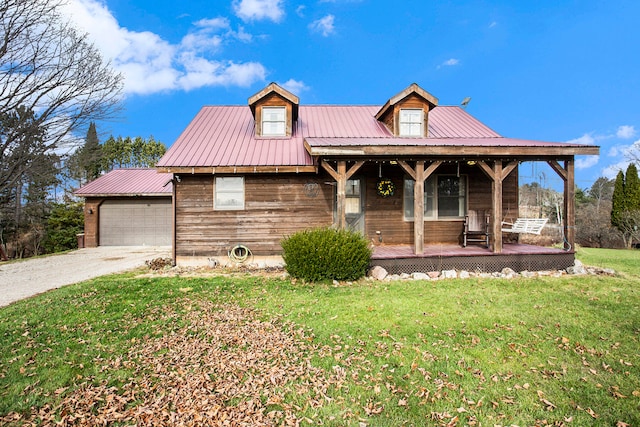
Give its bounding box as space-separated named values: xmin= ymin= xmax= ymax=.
xmin=492 ymin=161 xmax=504 ymax=253
xmin=414 ymin=161 xmax=425 ymax=254
xmin=548 ymin=158 xmax=576 ymax=251
xmin=336 ymin=161 xmax=347 ymax=229
xmin=320 ymin=160 xmax=365 ymax=230
xmin=564 ymin=159 xmax=575 ymax=251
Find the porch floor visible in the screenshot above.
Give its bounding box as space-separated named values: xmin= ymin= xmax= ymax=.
xmin=370 ymin=243 xmax=574 ymax=274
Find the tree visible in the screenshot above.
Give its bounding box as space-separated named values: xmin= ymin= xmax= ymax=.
xmin=67 ymin=122 xmax=103 ymax=186
xmin=44 ymin=201 xmax=84 ymax=253
xmin=102 ymin=135 xmax=166 ymax=170
xmin=0 ymin=0 xmax=123 ymax=197
xmin=611 ymin=171 xmax=625 ymax=230
xmin=576 ymin=178 xmax=619 ymax=248
xmin=610 ymin=166 xmax=640 ymax=248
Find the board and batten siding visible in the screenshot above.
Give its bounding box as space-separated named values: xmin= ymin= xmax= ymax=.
xmin=175 ymin=174 xmax=334 ymax=257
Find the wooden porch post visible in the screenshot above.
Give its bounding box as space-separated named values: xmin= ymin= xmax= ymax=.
xmin=492 ymin=161 xmax=504 ymax=253
xmin=477 ymin=160 xmax=519 ymax=254
xmin=321 ymin=160 xmax=365 ymax=229
xmin=548 ymin=158 xmax=575 ymax=251
xmin=414 ymin=161 xmax=425 ymax=254
xmin=565 ymin=159 xmax=575 ymax=250
xmin=336 ymin=161 xmax=347 ymax=229
xmin=399 ymin=160 xmax=442 ymax=255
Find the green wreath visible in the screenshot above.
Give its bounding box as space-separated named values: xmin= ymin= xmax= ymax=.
xmin=376 ymin=178 xmax=395 ymax=198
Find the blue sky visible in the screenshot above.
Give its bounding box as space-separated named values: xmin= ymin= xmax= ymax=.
xmin=61 ymin=0 xmax=640 ymax=191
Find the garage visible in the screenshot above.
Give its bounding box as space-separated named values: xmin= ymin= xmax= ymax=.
xmin=75 ymin=169 xmax=173 ymax=248
xmin=99 ymin=199 xmax=171 ymax=246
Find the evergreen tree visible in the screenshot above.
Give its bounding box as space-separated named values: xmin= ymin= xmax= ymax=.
xmin=67 ymin=122 xmax=103 ymax=185
xmin=625 ymin=163 xmax=640 ymax=212
xmin=611 ymin=170 xmax=625 ymax=228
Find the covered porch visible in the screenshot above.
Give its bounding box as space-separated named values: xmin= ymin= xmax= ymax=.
xmin=370 ymin=243 xmax=575 ymax=274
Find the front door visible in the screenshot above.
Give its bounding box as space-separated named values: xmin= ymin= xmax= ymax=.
xmin=344 ymin=178 xmax=365 ymax=234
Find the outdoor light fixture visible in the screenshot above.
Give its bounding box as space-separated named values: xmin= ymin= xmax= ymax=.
xmin=466 ymin=160 xmax=477 ymax=166
xmin=88 ymin=208 xmax=93 ymax=214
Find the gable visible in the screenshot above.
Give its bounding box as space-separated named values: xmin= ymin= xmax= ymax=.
xmin=375 ymin=83 xmax=439 ymax=137
xmin=248 ymin=82 xmax=299 ymax=137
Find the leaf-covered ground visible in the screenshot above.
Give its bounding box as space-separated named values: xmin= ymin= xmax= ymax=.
xmin=3 ymin=300 xmax=335 ymax=426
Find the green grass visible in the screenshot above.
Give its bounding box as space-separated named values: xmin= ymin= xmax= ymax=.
xmin=1 ymin=249 xmax=639 ymax=426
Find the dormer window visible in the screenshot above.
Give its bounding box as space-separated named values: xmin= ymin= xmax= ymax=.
xmin=399 ymin=109 xmax=424 ymax=136
xmin=262 ymin=106 xmax=286 ymax=136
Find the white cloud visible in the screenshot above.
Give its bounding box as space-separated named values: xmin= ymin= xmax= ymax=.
xmin=279 ymin=79 xmax=309 ymax=95
xmin=489 ymin=21 xmax=498 ymax=28
xmin=575 ymin=155 xmax=599 ymax=169
xmin=565 ymin=133 xmax=595 ymax=145
xmin=439 ymin=58 xmax=460 ymax=68
xmin=309 ymin=15 xmax=335 ymax=36
xmin=616 ymin=125 xmax=636 ymax=139
xmin=601 ymin=160 xmax=630 ymax=179
xmin=296 ymin=5 xmax=306 ymax=17
xmin=61 ymin=0 xmax=266 ymax=96
xmin=233 ymin=0 xmax=284 ymax=23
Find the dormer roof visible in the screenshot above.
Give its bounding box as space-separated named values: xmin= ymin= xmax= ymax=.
xmin=248 ymin=82 xmax=299 ymax=121
xmin=375 ymin=83 xmax=438 ymax=121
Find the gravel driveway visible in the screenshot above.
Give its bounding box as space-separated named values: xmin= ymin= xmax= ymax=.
xmin=0 ymin=246 xmax=170 ymax=307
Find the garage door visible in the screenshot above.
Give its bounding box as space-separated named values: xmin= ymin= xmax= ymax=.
xmin=99 ymin=199 xmax=171 ymax=246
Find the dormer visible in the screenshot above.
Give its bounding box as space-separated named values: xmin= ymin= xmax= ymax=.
xmin=248 ymin=82 xmax=299 ymax=137
xmin=375 ymin=83 xmax=438 ymax=137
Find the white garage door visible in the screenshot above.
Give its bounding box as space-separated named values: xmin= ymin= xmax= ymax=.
xmin=99 ymin=199 xmax=171 ymax=246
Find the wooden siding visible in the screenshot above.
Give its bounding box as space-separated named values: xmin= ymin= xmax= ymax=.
xmin=175 ymin=174 xmax=334 ymax=257
xmin=362 ymin=162 xmax=516 ymax=246
xmin=174 ymin=162 xmax=518 ymax=258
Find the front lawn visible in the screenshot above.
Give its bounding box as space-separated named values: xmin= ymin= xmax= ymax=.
xmin=1 ymin=248 xmax=639 ymax=426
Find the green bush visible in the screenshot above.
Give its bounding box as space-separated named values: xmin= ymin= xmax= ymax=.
xmin=43 ymin=202 xmax=84 ymax=253
xmin=281 ymin=227 xmax=372 ymax=282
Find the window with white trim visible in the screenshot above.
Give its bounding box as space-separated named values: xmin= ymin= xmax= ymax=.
xmin=399 ymin=108 xmax=424 ymax=136
xmin=214 ymin=177 xmax=244 ymax=210
xmin=404 ymin=175 xmax=467 ymax=219
xmin=261 ymin=106 xmax=286 ymax=136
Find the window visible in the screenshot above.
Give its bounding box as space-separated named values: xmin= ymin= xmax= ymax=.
xmin=404 ymin=175 xmax=466 ymax=219
xmin=345 ymin=179 xmax=361 ymax=214
xmin=399 ymin=109 xmax=423 ymax=136
xmin=215 ymin=177 xmax=244 ymax=210
xmin=261 ymin=106 xmax=286 ymax=136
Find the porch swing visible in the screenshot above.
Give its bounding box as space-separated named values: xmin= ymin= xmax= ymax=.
xmin=500 ymin=203 xmax=548 ymax=235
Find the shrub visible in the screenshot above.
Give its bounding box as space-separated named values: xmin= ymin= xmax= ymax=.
xmin=43 ymin=202 xmax=84 ymax=253
xmin=281 ymin=227 xmax=372 ymax=282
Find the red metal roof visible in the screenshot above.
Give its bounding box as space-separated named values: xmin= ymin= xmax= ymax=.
xmin=74 ymin=169 xmax=172 ymax=197
xmin=157 ymin=104 xmax=594 ymax=168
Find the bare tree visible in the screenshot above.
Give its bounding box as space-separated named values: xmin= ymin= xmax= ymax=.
xmin=0 ymin=0 xmax=123 ymax=196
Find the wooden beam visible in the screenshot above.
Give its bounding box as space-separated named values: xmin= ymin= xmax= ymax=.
xmin=547 ymin=160 xmax=568 ymax=181
xmin=320 ymin=160 xmax=339 ymax=181
xmin=477 ymin=161 xmax=496 ymax=180
xmin=414 ymin=161 xmax=425 ymax=254
xmin=564 ymin=159 xmax=575 ymax=250
xmin=501 ymin=161 xmax=519 ymax=181
xmin=398 ymin=160 xmax=416 ymax=180
xmin=492 ymin=161 xmax=504 ymax=253
xmin=306 ymin=144 xmax=600 ymax=157
xmin=336 ymin=161 xmax=347 ymax=229
xmin=346 ymin=161 xmax=365 ymax=180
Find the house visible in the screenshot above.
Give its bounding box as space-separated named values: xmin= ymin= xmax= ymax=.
xmin=75 ymin=168 xmax=172 ymax=247
xmin=152 ymin=82 xmax=599 ymax=272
